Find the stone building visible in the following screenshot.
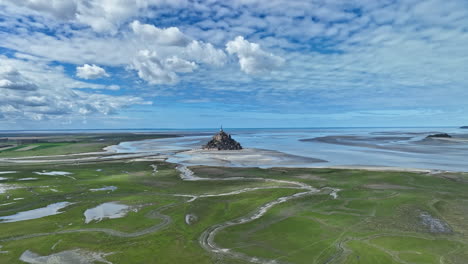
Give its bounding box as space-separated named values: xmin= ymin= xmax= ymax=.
xmin=202 ymin=128 xmax=242 ymax=150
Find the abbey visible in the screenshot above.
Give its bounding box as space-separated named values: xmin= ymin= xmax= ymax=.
xmin=202 ymin=128 xmax=243 ymax=150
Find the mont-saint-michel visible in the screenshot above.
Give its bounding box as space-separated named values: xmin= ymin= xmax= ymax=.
xmin=1 ymin=1 xmax=468 ymax=264
xmin=202 ymin=128 xmax=242 ymax=150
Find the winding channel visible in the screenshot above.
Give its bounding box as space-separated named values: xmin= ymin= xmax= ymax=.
xmin=175 ymin=165 xmax=323 ymax=264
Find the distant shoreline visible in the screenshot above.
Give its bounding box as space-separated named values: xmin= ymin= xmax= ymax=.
xmin=0 ymin=126 xmax=462 ymax=133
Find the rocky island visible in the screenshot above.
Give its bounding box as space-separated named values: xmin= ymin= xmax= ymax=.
xmin=202 ymin=128 xmax=243 ymax=150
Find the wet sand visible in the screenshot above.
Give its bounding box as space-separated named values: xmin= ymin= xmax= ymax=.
xmin=169 ymin=148 xmax=326 ymax=168
xmin=303 ymin=135 xmax=437 ymax=154
xmin=305 ymin=134 xmax=468 ymax=154
xmin=3 ymin=128 xmax=468 ymax=172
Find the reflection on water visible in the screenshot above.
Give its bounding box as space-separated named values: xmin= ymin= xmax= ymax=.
xmin=111 ymin=128 xmax=468 ymax=171
xmin=84 ymin=202 xmax=130 ymax=224
xmin=0 ymin=202 xmax=72 ymax=223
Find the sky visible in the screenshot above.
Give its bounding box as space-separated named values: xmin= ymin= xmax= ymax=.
xmin=0 ymin=0 xmax=467 ymax=129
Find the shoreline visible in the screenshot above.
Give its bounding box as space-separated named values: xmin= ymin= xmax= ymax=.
xmin=1 ymin=131 xmax=467 ymax=173
xmin=1 ymin=143 xmax=464 ymax=173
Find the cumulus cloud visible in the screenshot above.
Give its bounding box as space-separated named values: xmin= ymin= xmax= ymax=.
xmin=2 ymin=0 xmax=468 ymax=125
xmin=4 ymin=0 xmax=188 ymax=33
xmin=226 ymin=36 xmax=284 ymax=74
xmin=127 ymin=20 xmax=227 ymax=84
xmin=0 ymin=65 xmax=38 ymax=91
xmin=130 ymin=20 xmax=227 ymax=66
xmin=6 ymin=0 xmax=77 ymax=20
xmin=130 ymin=20 xmax=190 ymax=46
xmin=0 ymin=56 xmax=148 ymax=121
xmin=185 ymin=40 xmax=227 ymax=66
xmin=0 ymin=17 xmax=228 ymax=85
xmin=131 ymin=50 xmax=197 ymax=84
xmin=76 ymin=64 xmax=109 ymax=79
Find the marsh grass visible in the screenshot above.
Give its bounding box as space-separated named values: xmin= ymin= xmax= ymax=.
xmin=0 ymin=161 xmax=466 ymax=263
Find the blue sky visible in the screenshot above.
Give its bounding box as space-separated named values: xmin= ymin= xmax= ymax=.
xmin=0 ymin=0 xmax=467 ymax=129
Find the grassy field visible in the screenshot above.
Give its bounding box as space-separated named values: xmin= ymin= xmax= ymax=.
xmin=0 ymin=146 xmax=467 ymax=263
xmin=0 ymin=133 xmax=176 ymax=158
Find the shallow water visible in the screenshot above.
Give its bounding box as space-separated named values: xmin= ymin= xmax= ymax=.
xmin=0 ymin=202 xmax=72 ymax=223
xmin=0 ymin=183 xmax=18 ymax=194
xmin=0 ymin=171 xmax=16 ymax=175
xmin=20 ymin=249 xmax=112 ymax=264
xmin=84 ymin=202 xmax=130 ymax=224
xmin=34 ymin=171 xmax=72 ymax=176
xmin=111 ymin=127 xmax=468 ymax=171
xmin=90 ymin=186 xmax=117 ymax=192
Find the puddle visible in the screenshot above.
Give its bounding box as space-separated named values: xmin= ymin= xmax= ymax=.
xmin=84 ymin=202 xmax=131 ymax=224
xmin=90 ymin=186 xmax=118 ymax=192
xmin=0 ymin=177 xmax=7 ymax=181
xmin=151 ymin=164 xmax=158 ymax=174
xmin=0 ymin=171 xmax=16 ymax=175
xmin=185 ymin=214 xmax=198 ymax=225
xmin=34 ymin=171 xmax=72 ymax=176
xmin=18 ymin=178 xmax=38 ymax=181
xmin=329 ymin=188 xmax=340 ymax=199
xmin=20 ymin=249 xmax=112 ymax=264
xmin=0 ymin=183 xmax=18 ymax=194
xmin=0 ymin=202 xmax=72 ymax=223
xmin=34 ymin=171 xmax=76 ymax=180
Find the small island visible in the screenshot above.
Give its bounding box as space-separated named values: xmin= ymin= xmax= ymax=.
xmin=202 ymin=128 xmax=243 ymax=150
xmin=426 ymin=133 xmax=452 ymax=138
xmin=460 ymin=126 xmax=468 ymax=129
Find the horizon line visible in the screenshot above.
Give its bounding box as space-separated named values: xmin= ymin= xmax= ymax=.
xmin=0 ymin=125 xmax=463 ymax=132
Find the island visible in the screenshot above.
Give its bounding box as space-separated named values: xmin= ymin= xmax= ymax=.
xmin=426 ymin=133 xmax=452 ymax=138
xmin=460 ymin=126 xmax=468 ymax=129
xmin=202 ymin=128 xmax=243 ymax=150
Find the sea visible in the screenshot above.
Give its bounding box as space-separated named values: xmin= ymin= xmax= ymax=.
xmin=2 ymin=127 xmax=468 ymax=171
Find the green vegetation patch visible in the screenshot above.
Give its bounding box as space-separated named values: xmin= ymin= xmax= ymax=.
xmin=0 ymin=145 xmax=467 ymax=263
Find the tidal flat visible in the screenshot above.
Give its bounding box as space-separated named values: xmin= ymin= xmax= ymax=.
xmin=0 ymin=132 xmax=467 ymax=264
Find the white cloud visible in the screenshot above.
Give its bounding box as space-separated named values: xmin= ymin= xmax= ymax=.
xmin=185 ymin=40 xmax=227 ymax=66
xmin=226 ymin=36 xmax=284 ymax=74
xmin=126 ymin=20 xmax=227 ymax=84
xmin=4 ymin=0 xmax=189 ymax=33
xmin=165 ymin=56 xmax=198 ymax=73
xmin=130 ymin=20 xmax=227 ymax=67
xmin=131 ymin=50 xmax=197 ymax=84
xmin=0 ymin=30 xmax=134 ymax=66
xmin=2 ymin=0 xmax=468 ymax=124
xmin=0 ymin=65 xmax=38 ymax=91
xmin=7 ymin=0 xmax=77 ymax=20
xmin=0 ymin=17 xmax=228 ymax=85
xmin=130 ymin=20 xmax=190 ymax=46
xmin=0 ymin=56 xmax=148 ymax=121
xmin=74 ymin=0 xmax=189 ymax=33
xmin=76 ymin=64 xmax=109 ymax=79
